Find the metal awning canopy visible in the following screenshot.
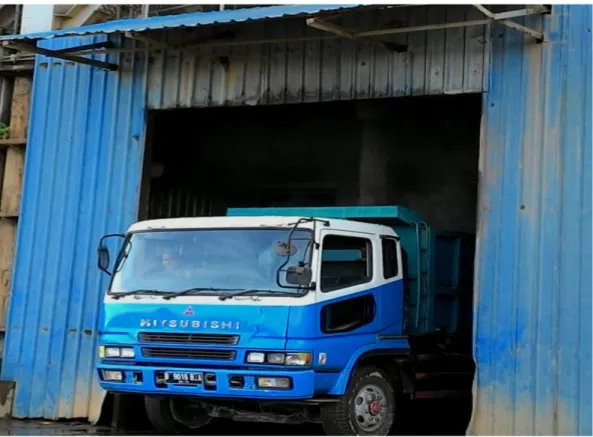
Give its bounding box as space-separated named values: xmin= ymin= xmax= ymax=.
xmin=0 ymin=4 xmax=550 ymax=71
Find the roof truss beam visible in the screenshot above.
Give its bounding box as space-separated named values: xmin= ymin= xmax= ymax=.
xmin=124 ymin=31 xmax=219 ymax=60
xmin=307 ymin=5 xmax=548 ymax=43
xmin=306 ymin=18 xmax=407 ymax=53
xmin=472 ymin=5 xmax=549 ymax=42
xmin=1 ymin=40 xmax=117 ymax=70
xmin=54 ymin=41 xmax=114 ymax=54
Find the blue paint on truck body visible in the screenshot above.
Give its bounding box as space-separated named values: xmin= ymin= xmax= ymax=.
xmin=97 ymin=285 xmax=408 ymax=398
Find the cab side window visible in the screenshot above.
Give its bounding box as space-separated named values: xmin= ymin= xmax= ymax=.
xmin=320 ymin=235 xmax=372 ymax=292
xmin=381 ymin=237 xmax=399 ymax=279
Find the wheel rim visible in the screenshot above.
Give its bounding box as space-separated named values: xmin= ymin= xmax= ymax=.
xmin=353 ymin=383 xmax=389 ymax=432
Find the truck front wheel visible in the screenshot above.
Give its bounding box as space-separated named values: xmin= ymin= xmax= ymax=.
xmin=320 ymin=366 xmax=397 ymax=436
xmin=145 ymin=395 xmax=211 ymax=434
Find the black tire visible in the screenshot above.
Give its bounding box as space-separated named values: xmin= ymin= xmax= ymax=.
xmin=320 ymin=366 xmax=398 ymax=436
xmin=145 ymin=395 xmax=210 ymax=435
xmin=145 ymin=396 xmax=188 ymax=434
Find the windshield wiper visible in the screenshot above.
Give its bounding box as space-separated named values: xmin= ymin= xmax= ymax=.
xmin=218 ymin=289 xmax=302 ymax=301
xmin=162 ymin=287 xmax=245 ymax=300
xmin=109 ymin=289 xmax=170 ymax=300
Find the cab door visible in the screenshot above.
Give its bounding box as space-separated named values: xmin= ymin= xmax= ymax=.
xmin=315 ymin=229 xmax=384 ymax=335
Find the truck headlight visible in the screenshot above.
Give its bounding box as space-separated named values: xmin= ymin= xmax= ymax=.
xmin=266 ymin=353 xmax=285 ymax=364
xmin=105 ymin=347 xmax=121 ymax=357
xmin=245 ymin=351 xmax=311 ymax=366
xmin=101 ymin=346 xmax=135 ymax=358
xmin=120 ymin=348 xmax=135 ymax=358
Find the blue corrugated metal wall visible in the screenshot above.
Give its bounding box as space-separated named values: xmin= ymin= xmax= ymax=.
xmin=1 ymin=36 xmax=147 ymax=419
xmin=471 ymin=5 xmax=592 ymax=435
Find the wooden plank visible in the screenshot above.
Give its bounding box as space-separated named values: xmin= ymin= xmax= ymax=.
xmin=0 ymin=77 xmax=30 ymax=218
xmin=0 ymin=148 xmax=24 ymax=218
xmin=0 ymin=151 xmax=5 ymax=205
xmin=0 ymin=219 xmax=16 ymax=330
xmin=0 ymin=139 xmax=26 ymax=147
xmin=6 ymin=77 xmax=29 ymax=141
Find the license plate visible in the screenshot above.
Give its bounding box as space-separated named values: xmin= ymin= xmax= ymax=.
xmin=164 ymin=372 xmax=202 ymax=385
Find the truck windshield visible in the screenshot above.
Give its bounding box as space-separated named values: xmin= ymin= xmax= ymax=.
xmin=109 ymin=228 xmax=313 ymax=296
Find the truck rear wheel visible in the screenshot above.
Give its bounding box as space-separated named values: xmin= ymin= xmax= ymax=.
xmin=145 ymin=395 xmax=211 ymax=434
xmin=320 ymin=366 xmax=397 ymax=436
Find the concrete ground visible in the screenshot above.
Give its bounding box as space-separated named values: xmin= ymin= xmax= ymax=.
xmin=0 ymin=397 xmax=471 ymax=435
xmin=0 ymin=419 xmax=319 ymax=436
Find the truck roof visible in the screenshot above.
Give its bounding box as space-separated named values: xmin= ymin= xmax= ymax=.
xmin=128 ymin=216 xmax=397 ymax=237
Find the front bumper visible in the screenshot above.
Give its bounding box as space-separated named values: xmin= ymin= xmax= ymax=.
xmin=97 ymin=364 xmax=316 ymax=399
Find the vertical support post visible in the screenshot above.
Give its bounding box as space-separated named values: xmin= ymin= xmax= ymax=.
xmin=0 ymin=218 xmax=16 ymax=332
xmin=0 ymin=76 xmax=13 ymax=127
xmin=140 ymin=4 xmax=150 ymax=17
xmin=0 ymin=75 xmax=30 ymax=339
xmin=0 ymin=77 xmax=30 ymax=218
xmin=137 ymin=113 xmax=155 ymax=221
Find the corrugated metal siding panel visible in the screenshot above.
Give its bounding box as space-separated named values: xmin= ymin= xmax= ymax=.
xmin=472 ymin=5 xmax=592 ymax=435
xmin=148 ymin=185 xmax=215 ymax=219
xmin=147 ymin=5 xmax=488 ymax=109
xmin=0 ymin=36 xmax=147 ymax=419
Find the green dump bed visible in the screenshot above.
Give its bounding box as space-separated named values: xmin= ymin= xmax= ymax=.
xmin=227 ymin=206 xmax=475 ymax=337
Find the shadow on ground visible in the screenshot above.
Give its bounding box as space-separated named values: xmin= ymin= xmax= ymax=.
xmin=0 ymin=397 xmax=471 ymax=435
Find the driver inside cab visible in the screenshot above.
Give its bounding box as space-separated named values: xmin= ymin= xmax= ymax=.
xmin=160 ymin=250 xmax=196 ymax=278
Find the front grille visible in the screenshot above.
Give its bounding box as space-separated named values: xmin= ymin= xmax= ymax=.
xmin=139 ymin=332 xmax=239 ymax=345
xmin=142 ymin=347 xmax=236 ymax=361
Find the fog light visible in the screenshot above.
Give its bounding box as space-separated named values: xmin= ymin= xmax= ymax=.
xmin=257 ymin=377 xmax=291 ymax=389
xmin=102 ymin=370 xmax=123 ymax=382
xmin=266 ymin=353 xmax=285 ymax=364
xmin=246 ymin=352 xmax=265 ymax=363
xmin=285 ymin=353 xmax=311 ymax=366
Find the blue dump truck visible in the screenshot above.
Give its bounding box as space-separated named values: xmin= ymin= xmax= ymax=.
xmin=96 ymin=206 xmax=475 ymax=435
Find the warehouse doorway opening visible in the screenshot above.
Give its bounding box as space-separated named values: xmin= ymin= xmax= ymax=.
xmin=133 ymin=93 xmax=481 ymax=434
xmin=141 ymin=94 xmax=481 ymax=234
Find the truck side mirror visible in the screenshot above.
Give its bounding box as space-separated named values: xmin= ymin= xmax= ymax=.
xmin=98 ymin=246 xmax=111 ymax=275
xmin=97 ymin=233 xmax=126 ymax=276
xmin=285 ymin=265 xmax=312 ymax=286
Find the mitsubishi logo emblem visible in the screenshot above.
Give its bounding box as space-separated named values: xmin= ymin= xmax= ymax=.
xmin=184 ymin=306 xmax=194 ymax=316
